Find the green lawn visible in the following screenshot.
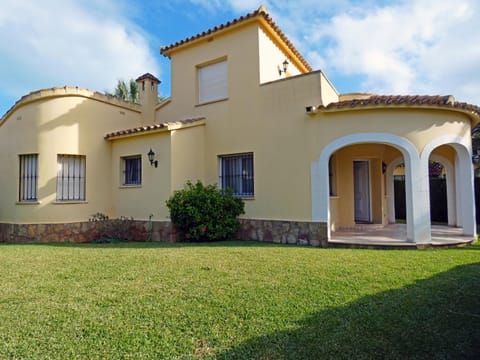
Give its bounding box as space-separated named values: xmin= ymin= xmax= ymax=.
xmin=0 ymin=241 xmax=479 ymax=359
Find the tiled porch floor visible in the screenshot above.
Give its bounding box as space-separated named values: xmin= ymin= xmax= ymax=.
xmin=330 ymin=224 xmax=476 ymax=249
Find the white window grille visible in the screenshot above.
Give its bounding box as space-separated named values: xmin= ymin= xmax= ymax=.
xmin=19 ymin=154 xmax=38 ymax=201
xmin=56 ymin=155 xmax=86 ymax=201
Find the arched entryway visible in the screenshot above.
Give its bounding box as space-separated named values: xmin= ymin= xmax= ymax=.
xmin=421 ymin=136 xmax=476 ymax=237
xmin=387 ymin=155 xmax=456 ymax=227
xmin=311 ymin=132 xmax=431 ymax=244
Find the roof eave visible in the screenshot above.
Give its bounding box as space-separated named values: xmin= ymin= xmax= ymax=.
xmin=159 ymin=8 xmax=312 ymax=72
xmin=256 ymin=17 xmax=311 ymax=73
xmin=160 ymin=16 xmax=260 ymax=58
xmin=314 ymin=104 xmax=480 ymax=123
xmin=105 ymin=118 xmax=206 ymax=141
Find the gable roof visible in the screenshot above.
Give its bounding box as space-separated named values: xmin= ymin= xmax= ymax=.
xmin=160 ymin=5 xmax=312 ymax=73
xmin=317 ymin=94 xmax=480 ymax=123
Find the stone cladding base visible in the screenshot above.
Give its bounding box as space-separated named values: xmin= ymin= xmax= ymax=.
xmin=0 ymin=219 xmax=328 ymax=247
xmin=0 ymin=221 xmax=177 ymax=243
xmin=238 ymin=219 xmax=328 ymax=247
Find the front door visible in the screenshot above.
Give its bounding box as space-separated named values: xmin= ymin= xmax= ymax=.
xmin=354 ymin=161 xmax=371 ymax=223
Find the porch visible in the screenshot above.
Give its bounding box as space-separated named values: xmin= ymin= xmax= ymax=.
xmin=330 ymin=224 xmax=476 ymax=249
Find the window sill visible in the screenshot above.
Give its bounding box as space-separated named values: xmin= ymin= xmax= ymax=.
xmin=196 ymin=97 xmax=228 ymax=107
xmin=16 ymin=200 xmax=41 ymax=205
xmin=119 ymin=184 xmax=142 ymax=189
xmin=53 ymin=200 xmax=88 ymax=205
xmin=238 ymin=196 xmax=255 ymax=200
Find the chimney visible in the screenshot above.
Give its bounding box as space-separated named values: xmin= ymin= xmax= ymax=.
xmin=136 ymin=73 xmax=160 ymax=125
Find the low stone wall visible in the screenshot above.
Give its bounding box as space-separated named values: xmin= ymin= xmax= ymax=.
xmin=238 ymin=219 xmax=328 ymax=247
xmin=0 ymin=221 xmax=177 ymax=243
xmin=0 ymin=219 xmax=328 ymax=246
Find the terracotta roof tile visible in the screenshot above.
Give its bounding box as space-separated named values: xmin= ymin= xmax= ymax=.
xmin=104 ymin=118 xmax=205 ymax=139
xmin=319 ymin=94 xmax=480 ymax=119
xmin=135 ymin=73 xmax=161 ymax=83
xmin=160 ymin=6 xmax=312 ymax=72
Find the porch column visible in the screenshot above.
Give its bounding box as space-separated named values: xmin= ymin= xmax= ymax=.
xmin=311 ymin=159 xmax=330 ymax=239
xmin=455 ymin=150 xmax=476 ymax=236
xmin=455 ymin=157 xmax=463 ymax=228
xmin=446 ymin=166 xmax=457 ymax=227
xmin=405 ymin=155 xmax=431 ymax=243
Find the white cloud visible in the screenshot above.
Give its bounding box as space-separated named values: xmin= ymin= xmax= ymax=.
xmin=199 ymin=0 xmax=480 ymax=104
xmin=0 ymin=0 xmax=160 ymax=111
xmin=283 ymin=0 xmax=480 ymax=103
xmin=227 ymin=0 xmax=265 ymax=12
xmin=3 ymin=0 xmax=479 ymax=115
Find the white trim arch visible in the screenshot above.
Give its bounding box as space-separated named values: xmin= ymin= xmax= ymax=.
xmin=421 ymin=135 xmax=476 ymax=237
xmin=311 ymin=132 xmax=431 ymax=243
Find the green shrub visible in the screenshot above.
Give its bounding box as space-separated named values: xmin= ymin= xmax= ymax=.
xmin=166 ymin=181 xmax=245 ymax=242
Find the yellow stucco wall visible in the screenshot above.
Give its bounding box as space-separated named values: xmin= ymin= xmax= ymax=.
xmin=258 ymin=27 xmax=301 ymax=83
xmin=108 ymin=122 xmax=205 ymax=221
xmin=156 ymin=15 xmax=474 ymax=224
xmin=110 ymin=132 xmax=172 ymax=221
xmin=1 ymin=15 xmax=476 ymax=230
xmin=0 ymin=93 xmax=141 ymax=224
xmin=170 ymin=124 xmax=205 ymax=191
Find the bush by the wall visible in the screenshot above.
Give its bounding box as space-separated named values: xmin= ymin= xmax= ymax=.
xmin=166 ymin=181 xmax=245 ymax=242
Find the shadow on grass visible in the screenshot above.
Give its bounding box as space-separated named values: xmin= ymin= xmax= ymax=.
xmin=217 ymin=263 xmax=480 ymax=360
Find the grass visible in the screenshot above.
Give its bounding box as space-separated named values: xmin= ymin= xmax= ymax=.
xmin=0 ymin=241 xmax=479 ymax=359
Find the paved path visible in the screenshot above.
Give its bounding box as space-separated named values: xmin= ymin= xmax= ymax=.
xmin=330 ymin=224 xmax=475 ymax=249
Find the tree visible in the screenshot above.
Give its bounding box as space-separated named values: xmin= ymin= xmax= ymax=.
xmin=108 ymin=79 xmax=139 ymax=103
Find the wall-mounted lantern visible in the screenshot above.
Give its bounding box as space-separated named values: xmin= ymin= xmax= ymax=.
xmin=278 ymin=59 xmax=289 ymax=76
xmin=147 ymin=148 xmax=158 ymax=168
xmin=382 ymin=162 xmax=387 ymax=174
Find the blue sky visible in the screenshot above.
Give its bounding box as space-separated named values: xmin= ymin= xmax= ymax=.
xmin=1 ymin=0 xmax=480 ymax=117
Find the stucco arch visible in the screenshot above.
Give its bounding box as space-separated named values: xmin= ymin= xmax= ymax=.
xmin=311 ymin=132 xmax=431 ymax=243
xmin=386 ymin=154 xmax=456 ymax=226
xmin=421 ymin=136 xmax=476 ymax=237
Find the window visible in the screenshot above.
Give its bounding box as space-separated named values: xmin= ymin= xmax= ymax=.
xmin=19 ymin=154 xmax=38 ymax=201
xmin=198 ymin=59 xmax=228 ymax=104
xmin=122 ymin=155 xmax=142 ymax=185
xmin=219 ymin=153 xmax=254 ymax=197
xmin=56 ymin=155 xmax=86 ymax=201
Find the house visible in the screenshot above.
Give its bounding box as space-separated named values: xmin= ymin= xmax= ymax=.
xmin=1 ymin=6 xmax=478 ymax=246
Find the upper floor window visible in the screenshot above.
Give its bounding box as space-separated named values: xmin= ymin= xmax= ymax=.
xmin=56 ymin=154 xmax=86 ymax=201
xmin=219 ymin=153 xmax=254 ymax=198
xmin=19 ymin=154 xmax=38 ymax=202
xmin=198 ymin=59 xmax=228 ymax=104
xmin=122 ymin=155 xmax=142 ymax=186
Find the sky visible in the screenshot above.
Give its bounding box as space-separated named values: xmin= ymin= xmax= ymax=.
xmin=1 ymin=0 xmax=479 ymax=117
